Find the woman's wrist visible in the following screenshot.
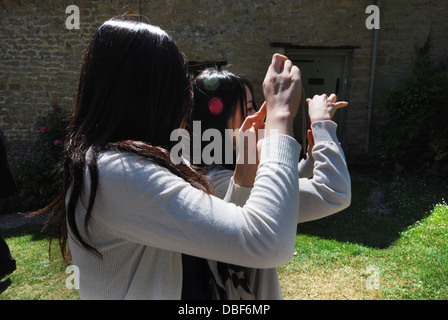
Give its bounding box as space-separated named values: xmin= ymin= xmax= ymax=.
xmin=310 ymin=114 xmax=332 ymax=123
xmin=265 ymin=112 xmax=294 ymax=137
xmin=233 ymin=163 xmax=257 ymax=187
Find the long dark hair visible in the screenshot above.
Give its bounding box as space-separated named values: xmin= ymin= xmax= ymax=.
xmin=34 ymin=19 xmax=212 ymax=262
xmin=190 ymin=69 xmax=257 ymax=171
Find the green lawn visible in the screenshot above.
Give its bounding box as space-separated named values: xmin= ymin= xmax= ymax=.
xmin=279 ymin=175 xmax=448 ymax=300
xmin=0 ymin=224 xmax=79 ymax=300
xmin=1 ymin=174 xmax=447 ymax=300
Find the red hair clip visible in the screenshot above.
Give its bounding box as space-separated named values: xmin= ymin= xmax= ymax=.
xmin=208 ymin=97 xmax=224 ymax=115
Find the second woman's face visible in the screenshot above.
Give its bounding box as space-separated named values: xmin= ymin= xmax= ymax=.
xmin=227 ymin=85 xmax=255 ymax=131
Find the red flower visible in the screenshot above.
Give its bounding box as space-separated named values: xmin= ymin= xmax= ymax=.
xmin=53 ymin=140 xmax=63 ymax=147
xmin=40 ymin=126 xmax=48 ymax=133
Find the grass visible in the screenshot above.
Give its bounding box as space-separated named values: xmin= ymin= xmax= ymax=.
xmin=0 ymin=225 xmax=79 ymax=300
xmin=0 ymin=173 xmax=447 ymax=300
xmin=278 ymin=174 xmax=448 ymax=300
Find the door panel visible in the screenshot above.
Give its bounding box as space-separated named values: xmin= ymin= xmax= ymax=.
xmin=287 ymin=50 xmax=350 ymax=154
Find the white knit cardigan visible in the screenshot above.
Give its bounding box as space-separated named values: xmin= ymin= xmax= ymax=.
xmin=68 ymin=134 xmax=301 ymax=299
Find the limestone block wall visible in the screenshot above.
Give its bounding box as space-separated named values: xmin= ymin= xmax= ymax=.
xmin=1 ymin=0 xmax=447 ymax=161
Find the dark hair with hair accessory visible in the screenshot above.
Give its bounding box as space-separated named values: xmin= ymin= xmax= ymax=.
xmin=190 ymin=69 xmax=257 ymax=171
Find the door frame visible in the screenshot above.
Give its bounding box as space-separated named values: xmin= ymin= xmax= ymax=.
xmin=285 ymin=48 xmax=353 ymax=151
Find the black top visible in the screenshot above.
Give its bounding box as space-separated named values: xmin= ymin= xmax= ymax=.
xmin=0 ymin=126 xmax=17 ymax=199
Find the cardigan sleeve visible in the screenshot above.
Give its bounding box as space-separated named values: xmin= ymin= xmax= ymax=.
xmin=298 ymin=156 xmax=314 ymax=179
xmin=90 ymin=134 xmax=301 ymax=269
xmin=297 ymin=121 xmax=351 ymax=222
xmin=210 ymin=120 xmax=351 ymax=224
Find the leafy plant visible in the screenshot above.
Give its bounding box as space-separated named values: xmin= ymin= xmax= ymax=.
xmin=5 ymin=103 xmax=69 ymax=212
xmin=374 ymin=37 xmax=448 ymax=177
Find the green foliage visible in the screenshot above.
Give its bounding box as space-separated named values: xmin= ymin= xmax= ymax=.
xmin=375 ymin=38 xmax=448 ymax=177
xmin=5 ymin=104 xmax=69 ymax=212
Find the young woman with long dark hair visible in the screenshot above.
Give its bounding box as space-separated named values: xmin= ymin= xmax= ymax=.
xmin=35 ymin=19 xmax=304 ymax=299
xmin=190 ymin=69 xmax=351 ymax=299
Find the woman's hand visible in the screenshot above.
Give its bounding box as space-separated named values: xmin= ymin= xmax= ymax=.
xmin=306 ymin=94 xmax=348 ymax=123
xmin=233 ymin=103 xmax=266 ymax=187
xmin=263 ymin=54 xmax=302 ymax=137
xmin=307 ymin=129 xmax=315 ymax=163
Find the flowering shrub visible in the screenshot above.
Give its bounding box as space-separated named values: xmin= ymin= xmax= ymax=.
xmin=5 ymin=103 xmax=70 ymax=212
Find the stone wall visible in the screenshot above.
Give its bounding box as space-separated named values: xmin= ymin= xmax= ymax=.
xmin=1 ymin=0 xmax=447 ymax=161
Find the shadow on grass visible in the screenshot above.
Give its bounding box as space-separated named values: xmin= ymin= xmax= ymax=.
xmin=0 ymin=278 xmax=12 ymax=294
xmin=2 ymin=173 xmax=447 ymax=251
xmin=297 ymin=173 xmax=447 ymax=249
xmin=0 ymin=223 xmax=53 ymax=242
